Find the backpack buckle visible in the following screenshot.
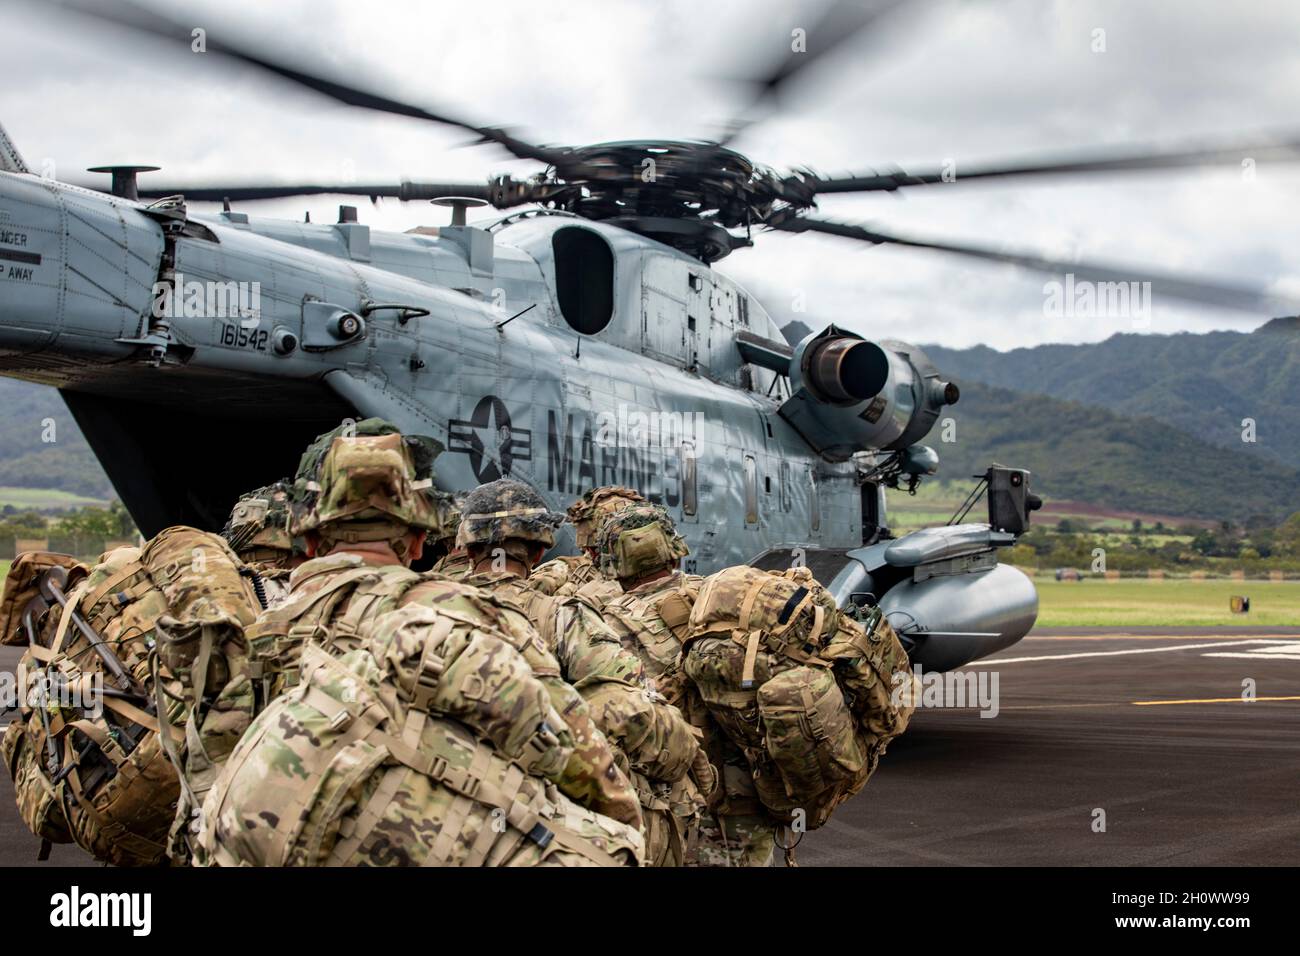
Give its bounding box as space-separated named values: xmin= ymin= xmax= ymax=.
xmin=526 ymin=822 xmax=554 ymax=848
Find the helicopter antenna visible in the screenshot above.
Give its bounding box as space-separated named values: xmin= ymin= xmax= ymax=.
xmin=495 ymin=303 xmax=535 ymax=331
xmin=948 ymin=474 xmax=991 ymax=526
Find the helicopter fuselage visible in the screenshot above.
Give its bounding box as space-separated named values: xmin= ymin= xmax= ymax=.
xmin=0 ymin=171 xmax=863 ymax=560
xmin=0 ymin=169 xmax=1037 ymax=668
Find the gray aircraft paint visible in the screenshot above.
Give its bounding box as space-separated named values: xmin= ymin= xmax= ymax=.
xmin=0 ymin=168 xmax=1036 ymax=668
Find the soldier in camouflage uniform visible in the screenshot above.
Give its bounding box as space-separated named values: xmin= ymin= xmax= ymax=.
xmin=591 ymin=503 xmax=720 ymax=865
xmin=595 ymin=504 xmax=780 ymax=867
xmin=242 ymin=419 xmax=443 ymax=701
xmin=450 ymin=478 xmax=706 ymax=864
xmin=221 ymin=480 xmax=301 ymax=609
xmin=237 ymin=419 xmax=641 ymax=831
xmin=198 ymin=600 xmax=645 ymax=866
xmin=529 ymin=486 xmax=645 ymax=604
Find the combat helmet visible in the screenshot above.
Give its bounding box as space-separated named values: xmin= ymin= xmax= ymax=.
xmin=595 ymin=503 xmax=690 ymax=581
xmin=291 ymin=417 xmax=444 ymax=554
xmin=222 ymin=480 xmax=297 ymax=564
xmin=567 ymin=486 xmax=647 ymax=550
xmin=428 ymin=491 xmax=462 ymax=554
xmin=455 ymin=479 xmax=564 ymax=550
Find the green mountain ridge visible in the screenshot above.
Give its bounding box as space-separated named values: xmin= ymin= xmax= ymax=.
xmin=922 ymin=320 xmax=1300 ymax=471
xmin=937 ymin=381 xmax=1299 ymax=523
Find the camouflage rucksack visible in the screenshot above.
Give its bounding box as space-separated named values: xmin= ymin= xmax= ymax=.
xmin=602 ymin=573 xmax=701 ymax=709
xmin=0 ymin=529 xmax=261 ymax=866
xmin=198 ymin=603 xmax=644 ymax=866
xmin=682 ymin=565 xmax=914 ymax=829
xmin=601 ymin=572 xmax=716 ymax=866
xmin=243 ymin=558 xmax=423 ymax=703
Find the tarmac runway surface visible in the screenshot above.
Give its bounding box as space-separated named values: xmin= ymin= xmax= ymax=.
xmin=1 ymin=627 xmax=1297 ymax=867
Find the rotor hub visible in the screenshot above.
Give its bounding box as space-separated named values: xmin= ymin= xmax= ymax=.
xmin=541 ymin=140 xmax=786 ymax=261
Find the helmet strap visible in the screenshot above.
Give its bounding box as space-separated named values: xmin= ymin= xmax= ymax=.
xmin=318 ymin=520 xmax=411 ymax=557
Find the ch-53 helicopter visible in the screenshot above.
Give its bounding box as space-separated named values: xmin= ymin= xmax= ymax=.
xmin=2 ymin=0 xmax=1297 ymax=671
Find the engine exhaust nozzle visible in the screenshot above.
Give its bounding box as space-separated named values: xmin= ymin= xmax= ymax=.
xmin=805 ymin=336 xmax=890 ymax=404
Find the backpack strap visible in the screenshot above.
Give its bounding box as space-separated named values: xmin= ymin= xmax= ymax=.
xmin=736 ymin=578 xmax=771 ymax=690
xmin=331 ymin=569 xmax=418 ymax=646
xmin=246 ymin=567 xmax=380 ymax=689
xmin=267 ymin=645 xmax=392 ymax=865
xmin=326 ymin=691 xmax=431 ymax=866
xmin=80 ymin=559 xmax=146 ymax=616
xmin=150 ymin=650 xmax=203 ymax=859
xmin=47 ymin=579 xmax=91 ymax=659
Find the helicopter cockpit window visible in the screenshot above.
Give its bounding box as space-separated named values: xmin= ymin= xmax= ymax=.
xmin=552 ymin=227 xmax=614 ymax=335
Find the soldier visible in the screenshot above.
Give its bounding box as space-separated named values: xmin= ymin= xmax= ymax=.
xmin=454 ymin=478 xmax=705 ymax=864
xmin=529 ymin=485 xmax=645 ymax=602
xmin=596 ymin=505 xmax=783 ymax=868
xmin=244 ymin=419 xmax=442 ymax=700
xmin=240 ymin=418 xmax=641 ymax=830
xmin=592 ymin=503 xmax=717 ymax=865
xmin=221 ymin=480 xmax=302 ymax=609
xmin=198 ymin=599 xmax=645 ymax=867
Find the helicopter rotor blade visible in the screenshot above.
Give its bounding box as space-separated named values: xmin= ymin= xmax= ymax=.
xmin=770 ymin=215 xmax=1299 ymax=315
xmin=49 ymin=0 xmax=571 ymax=169
xmin=798 ymin=134 xmax=1300 ymax=194
xmin=717 ymin=0 xmax=916 ymax=146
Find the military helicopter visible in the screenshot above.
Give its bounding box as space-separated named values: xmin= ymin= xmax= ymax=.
xmin=2 ymin=0 xmax=1298 ymax=670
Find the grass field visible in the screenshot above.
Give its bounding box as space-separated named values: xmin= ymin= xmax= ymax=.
xmin=1034 ymin=578 xmax=1300 ymax=627
xmin=0 ymin=486 xmax=109 ymax=510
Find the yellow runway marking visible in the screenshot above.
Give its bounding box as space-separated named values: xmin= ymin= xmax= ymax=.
xmin=988 ymin=696 xmax=1300 ymax=712
xmin=1132 ymin=696 xmax=1300 ymax=706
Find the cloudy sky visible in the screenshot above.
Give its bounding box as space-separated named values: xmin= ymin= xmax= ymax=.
xmin=5 ymin=0 xmax=1299 ymax=349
